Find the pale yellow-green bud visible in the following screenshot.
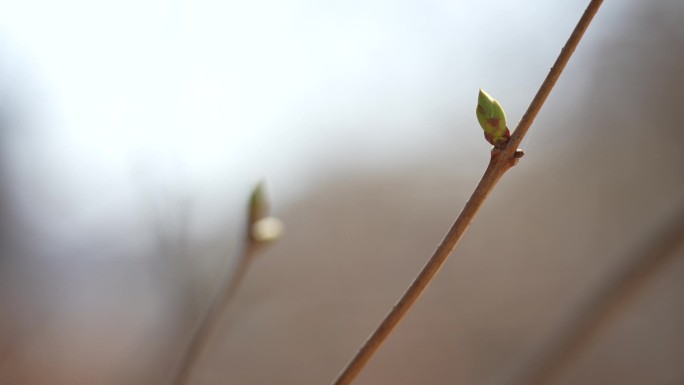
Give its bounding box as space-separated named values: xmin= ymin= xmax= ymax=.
xmin=476 ymin=89 xmax=510 ymax=148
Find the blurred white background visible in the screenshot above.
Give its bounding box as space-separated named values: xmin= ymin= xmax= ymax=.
xmin=0 ymin=0 xmax=628 ymax=231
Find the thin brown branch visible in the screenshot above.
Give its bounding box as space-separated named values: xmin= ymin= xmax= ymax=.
xmin=507 ymin=0 xmax=604 ymax=152
xmin=167 ymin=182 xmax=281 ymax=385
xmin=167 ymin=238 xmax=260 ymax=385
xmin=507 ymin=206 xmax=684 ymax=385
xmin=332 ymin=1 xmax=605 ymax=384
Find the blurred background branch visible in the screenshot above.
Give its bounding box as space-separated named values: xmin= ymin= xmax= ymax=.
xmin=169 ymin=183 xmax=282 ymax=385
xmin=506 ymin=205 xmax=684 ymax=385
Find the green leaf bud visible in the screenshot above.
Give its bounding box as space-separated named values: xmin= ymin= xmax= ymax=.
xmin=476 ymin=89 xmax=510 ymax=149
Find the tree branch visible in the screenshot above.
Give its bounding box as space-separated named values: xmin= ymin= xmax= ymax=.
xmin=168 ymin=183 xmax=282 ymax=385
xmin=332 ymin=1 xmax=605 ymax=383
xmin=167 ymin=237 xmax=259 ymax=385
xmin=506 ymin=206 xmax=684 ymax=385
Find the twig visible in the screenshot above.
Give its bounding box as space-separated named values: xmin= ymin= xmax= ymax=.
xmin=332 ymin=1 xmax=605 ymax=384
xmin=168 ymin=183 xmax=282 ymax=385
xmin=506 ymin=206 xmax=684 ymax=385
xmin=167 ymin=236 xmax=260 ymax=385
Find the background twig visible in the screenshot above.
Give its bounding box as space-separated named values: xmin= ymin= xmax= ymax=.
xmin=167 ymin=235 xmax=259 ymax=385
xmin=332 ymin=1 xmax=605 ymax=383
xmin=507 ymin=206 xmax=684 ymax=385
xmin=168 ymin=183 xmax=281 ymax=385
